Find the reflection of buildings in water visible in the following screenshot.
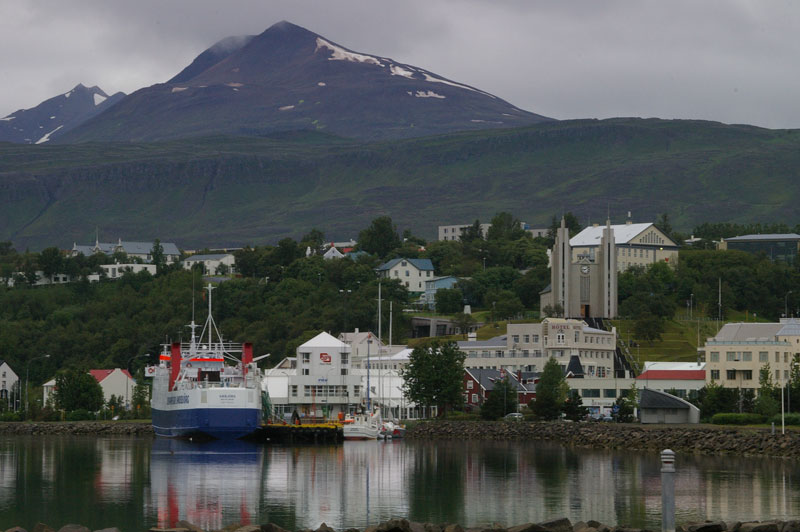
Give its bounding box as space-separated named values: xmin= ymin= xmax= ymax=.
xmin=0 ymin=443 xmax=16 ymax=506
xmin=261 ymin=443 xmax=412 ymax=530
xmin=93 ymin=439 xmax=134 ymax=502
xmin=146 ymin=439 xmax=263 ymax=531
xmin=460 ymin=444 xmax=628 ymax=525
xmin=697 ymin=458 xmax=793 ymax=522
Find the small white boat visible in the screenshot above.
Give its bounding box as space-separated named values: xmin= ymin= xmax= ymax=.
xmin=380 ymin=421 xmax=406 ymax=439
xmin=343 ymin=409 xmax=382 ymax=440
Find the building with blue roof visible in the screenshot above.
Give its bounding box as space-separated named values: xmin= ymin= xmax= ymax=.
xmin=376 ymin=258 xmax=435 ymax=293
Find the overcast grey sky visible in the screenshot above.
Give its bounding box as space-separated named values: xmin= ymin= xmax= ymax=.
xmin=1 ymin=0 xmax=799 ymax=129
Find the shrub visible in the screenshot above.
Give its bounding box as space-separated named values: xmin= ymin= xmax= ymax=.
xmin=0 ymin=411 xmax=22 ymax=422
xmin=710 ymin=413 xmax=765 ymax=425
xmin=65 ymin=409 xmax=95 ymax=421
xmin=769 ymin=412 xmax=800 ymax=426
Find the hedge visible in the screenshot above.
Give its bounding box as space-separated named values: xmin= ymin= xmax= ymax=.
xmin=711 ymin=413 xmax=766 ymax=425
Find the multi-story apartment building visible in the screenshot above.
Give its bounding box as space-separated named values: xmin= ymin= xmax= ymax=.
xmin=437 ymin=222 xmax=547 ymax=242
xmin=698 ymin=320 xmax=800 ymax=393
xmin=457 ymin=318 xmax=625 ymax=376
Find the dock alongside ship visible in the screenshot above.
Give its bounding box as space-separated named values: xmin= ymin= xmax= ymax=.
xmin=249 ymin=423 xmax=343 ymax=444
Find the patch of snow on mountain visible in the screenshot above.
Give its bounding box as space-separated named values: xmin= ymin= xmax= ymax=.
xmin=64 ymin=91 xmax=72 ymax=98
xmin=35 ymin=125 xmax=63 ymax=144
xmin=50 ymin=116 xmax=56 ymax=119
xmin=318 ymin=82 xmax=326 ymax=86
xmin=390 ymin=65 xmax=415 ymax=78
xmin=279 ymin=105 xmax=295 ymax=111
xmin=0 ymin=116 xmax=14 ymax=121
xmin=171 ymin=87 xmax=188 ymax=93
xmin=315 ymin=37 xmax=383 ymax=67
xmin=93 ymin=93 xmax=107 ymax=106
xmin=415 ymin=90 xmax=445 ymax=99
xmin=422 ymin=72 xmax=496 ymax=98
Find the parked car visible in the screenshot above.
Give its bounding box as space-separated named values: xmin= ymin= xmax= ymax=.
xmin=504 ymin=412 xmax=523 ymax=421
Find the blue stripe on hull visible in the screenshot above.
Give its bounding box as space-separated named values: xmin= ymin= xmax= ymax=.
xmin=152 ymin=407 xmax=261 ymax=439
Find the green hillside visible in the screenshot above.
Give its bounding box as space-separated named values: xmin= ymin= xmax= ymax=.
xmin=2 ymin=118 xmax=800 ymax=250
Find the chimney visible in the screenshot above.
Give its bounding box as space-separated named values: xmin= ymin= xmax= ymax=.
xmin=242 ymin=342 xmax=253 ymax=377
xmin=169 ymin=342 xmax=182 ymax=391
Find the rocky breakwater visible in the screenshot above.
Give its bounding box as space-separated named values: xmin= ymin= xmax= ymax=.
xmin=406 ymin=420 xmax=800 ymax=458
xmin=0 ymin=422 xmax=154 ymax=436
xmin=9 ymin=515 xmax=800 ymax=532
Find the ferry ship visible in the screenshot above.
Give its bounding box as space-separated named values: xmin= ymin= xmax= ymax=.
xmin=148 ymin=284 xmax=267 ymax=439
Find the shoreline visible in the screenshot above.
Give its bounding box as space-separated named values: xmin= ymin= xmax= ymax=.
xmin=405 ymin=420 xmax=800 ymax=459
xmin=2 ymin=420 xmax=799 ymax=459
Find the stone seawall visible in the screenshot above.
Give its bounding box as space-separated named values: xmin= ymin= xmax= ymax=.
xmin=406 ymin=420 xmax=800 ymax=458
xmin=0 ymin=421 xmax=154 ymax=436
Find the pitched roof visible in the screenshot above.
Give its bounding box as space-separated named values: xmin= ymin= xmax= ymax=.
xmin=184 ymin=253 xmax=232 ymax=261
xmin=73 ymin=241 xmax=180 ymax=257
xmin=713 ymin=322 xmax=784 ymax=342
xmin=299 ymin=332 xmax=349 ymax=350
xmin=570 ymin=223 xmax=677 ymax=247
xmin=565 ymin=355 xmax=584 ymax=377
xmin=777 ymin=319 xmax=800 ymax=336
xmin=725 ymin=233 xmax=800 ymax=242
xmin=636 ymin=370 xmax=706 ymax=380
xmin=465 ymin=368 xmax=528 ymax=392
xmin=638 ymin=388 xmax=694 ymax=410
xmin=376 ymin=258 xmax=434 ymax=271
xmin=90 ymin=369 xmax=133 ymax=382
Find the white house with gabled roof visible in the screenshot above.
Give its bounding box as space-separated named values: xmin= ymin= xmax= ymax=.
xmin=182 ymin=253 xmax=236 ymax=274
xmin=376 ymin=258 xmax=435 ymax=293
xmin=71 ymin=237 xmax=180 ymax=264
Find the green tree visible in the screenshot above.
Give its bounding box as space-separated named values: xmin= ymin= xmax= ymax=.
xmin=547 ymin=212 xmax=583 ymax=243
xmin=358 ymin=216 xmax=402 ymax=258
xmin=150 ymin=239 xmax=166 ymax=274
xmin=38 ymin=247 xmax=64 ymax=282
xmin=401 ymin=341 xmax=466 ymax=416
xmin=532 ymin=357 xmax=569 ymax=420
xmin=131 ymin=371 xmax=150 ymax=417
xmin=460 ymin=219 xmax=484 ymax=243
xmin=453 ymin=312 xmax=476 ymax=338
xmin=52 ymin=370 xmax=104 ymax=412
xmin=480 ymin=376 xmax=518 ymax=420
xmin=435 ymin=287 xmax=464 ymax=314
xmin=633 ymin=313 xmax=664 ymax=344
xmin=563 ymin=391 xmax=588 ymax=421
xmin=755 ymin=363 xmax=780 ymax=418
xmin=487 ymin=212 xmax=525 ymax=241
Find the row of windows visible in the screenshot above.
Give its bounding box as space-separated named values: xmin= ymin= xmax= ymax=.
xmin=708 ymin=369 xmax=793 ymax=381
xmin=300 ymin=352 xmax=349 ymax=364
xmin=510 ymin=333 xmax=612 ymax=345
xmin=290 ymin=385 xmax=360 ymax=397
xmin=393 ymin=269 xmax=433 ymax=277
xmin=709 ymin=351 xmax=790 ymax=363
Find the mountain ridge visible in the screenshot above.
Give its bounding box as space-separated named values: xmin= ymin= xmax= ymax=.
xmin=0 ymin=84 xmax=125 ymax=144
xmin=58 ymin=21 xmax=552 ymax=143
xmin=3 ymin=118 xmax=799 ymax=250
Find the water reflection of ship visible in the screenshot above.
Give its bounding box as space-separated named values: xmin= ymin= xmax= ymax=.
xmin=147 ymin=439 xmax=264 ymax=531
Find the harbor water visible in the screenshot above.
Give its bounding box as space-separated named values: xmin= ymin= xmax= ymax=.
xmin=1 ymin=435 xmax=799 ymax=531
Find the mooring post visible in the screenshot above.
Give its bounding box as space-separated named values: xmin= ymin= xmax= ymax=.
xmin=661 ymin=449 xmax=675 ymax=532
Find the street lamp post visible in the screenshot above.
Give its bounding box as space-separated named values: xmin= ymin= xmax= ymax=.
xmin=690 ymin=293 xmax=694 ymax=319
xmin=25 ymin=354 xmax=50 ymax=419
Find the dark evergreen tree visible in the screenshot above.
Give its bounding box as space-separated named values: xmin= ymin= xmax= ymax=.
xmin=480 ymin=377 xmax=518 ymax=420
